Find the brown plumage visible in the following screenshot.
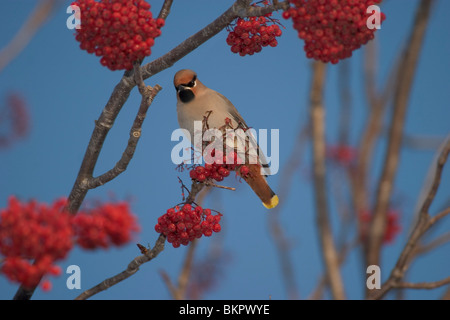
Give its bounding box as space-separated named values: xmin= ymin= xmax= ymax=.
xmin=174 ymin=69 xmax=278 ymax=209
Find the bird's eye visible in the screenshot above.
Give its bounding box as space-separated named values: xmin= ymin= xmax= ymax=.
xmin=186 ymin=75 xmax=197 ymax=88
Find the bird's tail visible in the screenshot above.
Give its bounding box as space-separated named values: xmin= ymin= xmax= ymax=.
xmin=240 ymin=164 xmax=279 ymax=209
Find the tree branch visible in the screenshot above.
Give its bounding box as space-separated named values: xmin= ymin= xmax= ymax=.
xmin=74 ymin=233 xmax=167 ymax=300
xmin=12 ymin=0 xmax=293 ymax=300
xmin=366 ymin=0 xmax=435 ymax=269
xmin=351 ymin=39 xmax=399 ymax=224
xmin=268 ymin=124 xmax=308 ymax=300
xmin=369 ymin=136 xmax=450 ymax=300
xmin=392 ymin=277 xmax=450 ymax=290
xmin=67 ymin=0 xmax=285 ymax=214
xmin=160 ymin=238 xmax=198 ymax=300
xmin=0 ymin=0 xmax=57 ymax=73
xmin=75 ymin=179 xmax=205 ymax=300
xmin=87 ymin=66 xmax=162 ymax=189
xmin=309 ymin=61 xmax=346 ymax=300
xmin=157 ymin=0 xmax=174 ymax=20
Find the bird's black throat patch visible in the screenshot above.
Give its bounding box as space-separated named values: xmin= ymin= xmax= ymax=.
xmin=179 ymin=89 xmax=195 ymax=103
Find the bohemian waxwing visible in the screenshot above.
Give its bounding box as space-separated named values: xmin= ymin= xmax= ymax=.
xmin=174 ymin=69 xmax=278 ymax=209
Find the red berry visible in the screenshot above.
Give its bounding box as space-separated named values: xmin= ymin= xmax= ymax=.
xmin=240 ymin=165 xmax=250 ymax=177
xmin=189 ymin=170 xmax=198 ymax=179
xmin=40 ymin=280 xmax=52 ymax=292
xmin=213 ymin=224 xmax=221 ymax=233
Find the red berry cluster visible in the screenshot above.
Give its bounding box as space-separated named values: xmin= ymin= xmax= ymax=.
xmin=359 ymin=209 xmax=401 ymax=244
xmin=283 ymin=0 xmax=385 ymax=64
xmin=155 ymin=204 xmax=222 ymax=248
xmin=0 ymin=196 xmax=140 ymax=290
xmin=226 ymin=15 xmax=282 ymax=56
xmin=189 ymin=150 xmax=250 ymax=183
xmin=0 ymin=196 xmax=72 ymax=289
xmin=326 ymin=144 xmax=357 ymax=167
xmin=0 ymin=93 xmax=30 ymax=149
xmin=2 ymin=256 xmax=62 ymax=291
xmin=72 ymin=0 xmax=164 ymax=71
xmin=73 ymin=201 xmax=140 ymax=249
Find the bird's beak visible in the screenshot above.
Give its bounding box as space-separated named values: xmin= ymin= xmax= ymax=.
xmin=176 ymin=84 xmax=186 ymax=92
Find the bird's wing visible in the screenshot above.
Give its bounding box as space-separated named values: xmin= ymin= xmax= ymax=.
xmin=215 ymin=92 xmax=271 ymax=176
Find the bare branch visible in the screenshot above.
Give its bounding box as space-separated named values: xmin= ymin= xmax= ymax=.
xmin=161 ymin=239 xmax=198 ymax=300
xmin=74 ymin=234 xmax=167 ymax=300
xmin=429 ymin=207 xmax=450 ymax=226
xmin=87 ymin=80 xmax=162 ymax=189
xmin=74 ymin=179 xmax=207 ymax=300
xmin=366 ymin=0 xmax=435 ymax=269
xmin=244 ymin=1 xmax=289 ymax=17
xmin=350 ymin=39 xmax=400 ymax=225
xmin=309 ymin=61 xmax=346 ymax=300
xmin=369 ymin=136 xmax=449 ymax=300
xmin=66 ymin=0 xmax=285 ymax=215
xmin=201 ymin=181 xmax=236 ymax=191
xmin=141 ymin=1 xmax=285 ymax=79
xmin=414 ymin=231 xmax=450 ymax=257
xmin=157 ymin=0 xmax=174 ymax=20
xmin=392 ymin=277 xmax=450 ymax=290
xmin=268 ymin=124 xmax=309 ymax=299
xmin=0 ymin=0 xmax=57 ymax=73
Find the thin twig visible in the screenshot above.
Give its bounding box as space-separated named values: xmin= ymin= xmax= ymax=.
xmin=202 ymin=181 xmax=236 ymax=191
xmin=414 ymin=231 xmax=450 ymax=257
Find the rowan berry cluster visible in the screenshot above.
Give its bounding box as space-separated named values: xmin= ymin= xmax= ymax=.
xmin=359 ymin=209 xmax=401 ymax=244
xmin=73 ymin=201 xmax=140 ymax=249
xmin=189 ymin=150 xmax=251 ymax=184
xmin=226 ymin=3 xmax=283 ymax=57
xmin=0 ymin=196 xmax=139 ymax=290
xmin=72 ymin=0 xmax=164 ymax=70
xmin=326 ymin=144 xmax=357 ymax=167
xmin=283 ymin=0 xmax=385 ymax=64
xmin=0 ymin=197 xmax=72 ymax=290
xmin=155 ymin=204 xmax=222 ymax=248
xmin=0 ymin=93 xmax=29 ymax=149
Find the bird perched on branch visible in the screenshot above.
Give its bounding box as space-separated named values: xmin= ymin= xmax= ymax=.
xmin=174 ymin=69 xmax=278 ymax=209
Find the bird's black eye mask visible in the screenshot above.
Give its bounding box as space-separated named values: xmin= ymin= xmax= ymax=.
xmin=185 ymin=75 xmax=197 ymax=88
xmin=175 ymin=75 xmax=197 ymax=91
xmin=175 ymin=75 xmax=197 ymax=103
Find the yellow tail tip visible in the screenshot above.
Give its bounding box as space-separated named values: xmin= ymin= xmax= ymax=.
xmin=263 ymin=195 xmax=279 ymax=209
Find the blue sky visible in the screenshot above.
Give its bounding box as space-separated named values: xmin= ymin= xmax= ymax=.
xmin=0 ymin=0 xmax=449 ymax=300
